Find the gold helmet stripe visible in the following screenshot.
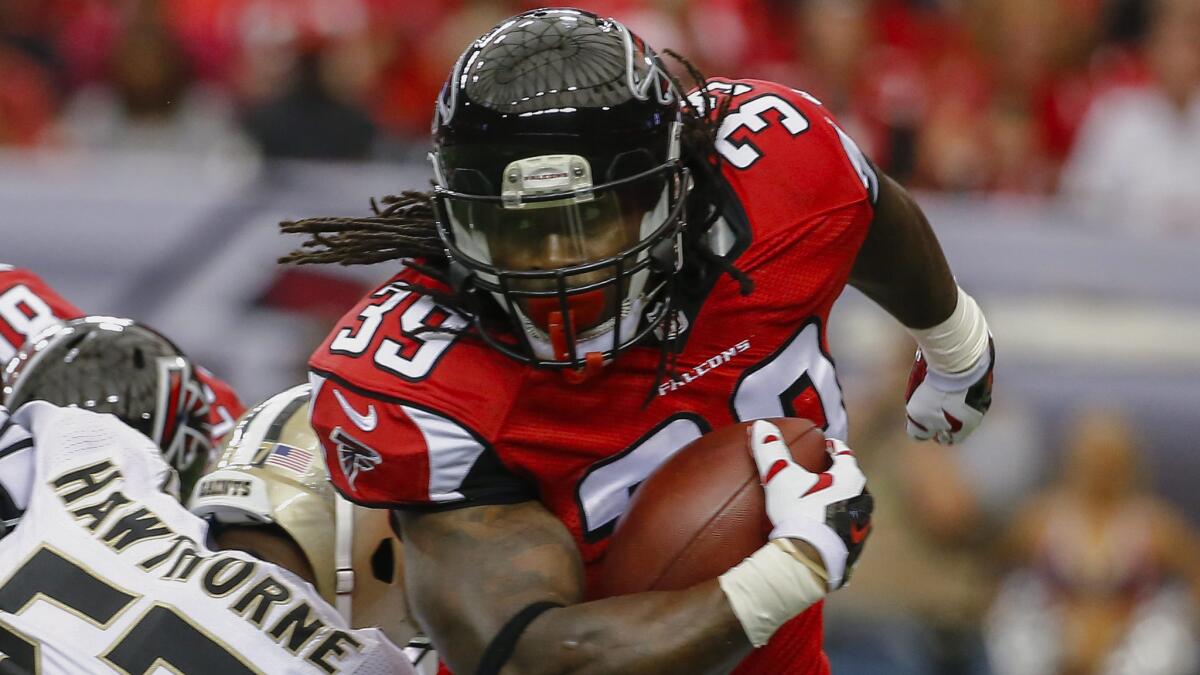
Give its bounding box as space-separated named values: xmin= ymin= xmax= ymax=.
xmin=259 ymin=392 xmax=311 ymax=461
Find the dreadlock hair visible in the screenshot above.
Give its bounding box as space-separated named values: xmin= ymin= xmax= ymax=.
xmin=279 ymin=192 xmax=471 ymax=316
xmin=279 ymin=52 xmax=754 ymax=400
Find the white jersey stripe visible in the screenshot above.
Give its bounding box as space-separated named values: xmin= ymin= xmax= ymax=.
xmin=308 ymin=372 xmax=329 ymax=426
xmin=829 ymin=119 xmax=879 ymax=203
xmin=400 ymin=406 xmax=486 ymax=503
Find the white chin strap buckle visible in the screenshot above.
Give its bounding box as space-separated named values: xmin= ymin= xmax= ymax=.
xmin=334 ymin=497 xmax=355 ymax=620
xmin=336 ymin=568 xmax=355 ymax=594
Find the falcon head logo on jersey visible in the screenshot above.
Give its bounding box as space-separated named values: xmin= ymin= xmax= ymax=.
xmin=330 ymin=427 xmax=382 ymax=491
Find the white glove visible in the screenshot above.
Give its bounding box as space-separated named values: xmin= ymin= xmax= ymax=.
xmin=747 ymin=420 xmax=873 ymax=590
xmin=905 ymin=336 xmax=995 ymax=445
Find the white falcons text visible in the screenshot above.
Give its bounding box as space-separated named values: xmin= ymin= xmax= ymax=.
xmin=657 ymin=339 xmax=751 ymax=397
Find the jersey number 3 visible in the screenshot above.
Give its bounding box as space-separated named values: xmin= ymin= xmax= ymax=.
xmin=330 ymin=283 xmax=467 ymax=382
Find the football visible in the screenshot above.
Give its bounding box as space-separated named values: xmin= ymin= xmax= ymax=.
xmin=599 ymin=418 xmax=830 ymax=596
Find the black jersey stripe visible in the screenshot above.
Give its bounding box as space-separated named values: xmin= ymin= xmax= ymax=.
xmin=0 ymin=437 xmax=33 ymax=462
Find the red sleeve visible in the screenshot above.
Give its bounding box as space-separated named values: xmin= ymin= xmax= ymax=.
xmin=0 ymin=266 xmax=85 ymax=363
xmin=691 ymin=80 xmax=878 ymax=296
xmin=699 ymin=78 xmax=879 ymax=240
xmin=308 ymin=371 xmax=535 ymax=510
xmin=194 ymin=366 xmax=245 ymax=445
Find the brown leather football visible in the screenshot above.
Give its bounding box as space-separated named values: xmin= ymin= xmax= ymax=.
xmin=599 ymin=418 xmax=829 ymax=596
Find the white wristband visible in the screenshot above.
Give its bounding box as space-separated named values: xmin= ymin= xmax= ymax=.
xmin=717 ymin=543 xmax=827 ymax=648
xmin=908 ymin=286 xmax=989 ymax=374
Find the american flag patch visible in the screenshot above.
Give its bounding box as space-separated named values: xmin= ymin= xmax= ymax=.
xmin=264 ymin=444 xmax=313 ymax=473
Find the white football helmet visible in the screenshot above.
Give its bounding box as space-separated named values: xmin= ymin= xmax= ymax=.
xmin=189 ymin=384 xmax=422 ymax=653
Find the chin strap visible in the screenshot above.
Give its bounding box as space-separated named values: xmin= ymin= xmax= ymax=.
xmin=0 ymin=516 xmax=21 ymax=540
xmin=547 ymin=310 xmax=605 ymax=384
xmin=334 ymin=496 xmax=355 ymax=621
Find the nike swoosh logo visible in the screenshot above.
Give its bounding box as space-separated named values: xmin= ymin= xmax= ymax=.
xmin=801 ymin=473 xmax=833 ymax=497
xmin=763 ymin=459 xmax=789 ymax=484
xmin=850 ymin=521 xmax=871 ymax=545
xmin=334 ymin=389 xmax=377 ymax=432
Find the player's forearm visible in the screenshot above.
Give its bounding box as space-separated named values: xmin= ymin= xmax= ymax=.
xmin=507 ymin=580 xmax=749 ymax=675
xmin=403 ymin=503 xmax=769 ymax=675
xmin=403 ymin=504 xmax=831 ymax=675
xmin=508 ymin=536 xmax=834 ymax=674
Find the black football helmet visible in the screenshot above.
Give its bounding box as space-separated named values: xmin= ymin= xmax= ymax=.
xmin=431 ymin=7 xmax=689 ymax=376
xmin=1 ymin=317 xmax=212 ymax=495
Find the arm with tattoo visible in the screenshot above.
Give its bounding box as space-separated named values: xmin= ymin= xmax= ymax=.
xmin=400 ymin=501 xmax=750 ymax=675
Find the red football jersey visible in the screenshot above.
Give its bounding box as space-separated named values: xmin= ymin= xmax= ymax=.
xmin=0 ymin=265 xmax=84 ymax=364
xmin=309 ymin=79 xmax=879 ymax=674
xmin=0 ymin=265 xmax=245 ymax=444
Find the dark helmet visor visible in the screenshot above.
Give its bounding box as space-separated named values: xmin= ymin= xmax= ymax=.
xmin=437 ymin=163 xmax=681 ymax=335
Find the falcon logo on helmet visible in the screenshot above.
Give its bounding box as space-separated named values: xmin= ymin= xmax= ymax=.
xmin=155 ymin=356 xmax=212 ymax=481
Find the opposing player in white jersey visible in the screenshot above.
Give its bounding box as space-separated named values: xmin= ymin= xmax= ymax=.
xmin=0 ymin=401 xmax=416 ymax=674
xmin=190 ymin=384 xmax=437 ymax=674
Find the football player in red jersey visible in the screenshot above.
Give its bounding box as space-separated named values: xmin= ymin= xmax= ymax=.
xmin=0 ymin=265 xmax=246 ymax=482
xmin=282 ymin=8 xmax=995 ymax=674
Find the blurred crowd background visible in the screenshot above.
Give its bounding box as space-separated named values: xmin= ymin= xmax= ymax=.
xmin=2 ymin=1 xmax=1199 ymax=674
xmin=1 ymin=0 xmax=1199 ymax=231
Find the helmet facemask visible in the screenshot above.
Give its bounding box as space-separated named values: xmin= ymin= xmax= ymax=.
xmin=435 ymin=145 xmax=687 ymax=372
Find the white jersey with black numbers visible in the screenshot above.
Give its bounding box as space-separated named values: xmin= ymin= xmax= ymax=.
xmin=0 ymin=402 xmax=415 ymax=675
